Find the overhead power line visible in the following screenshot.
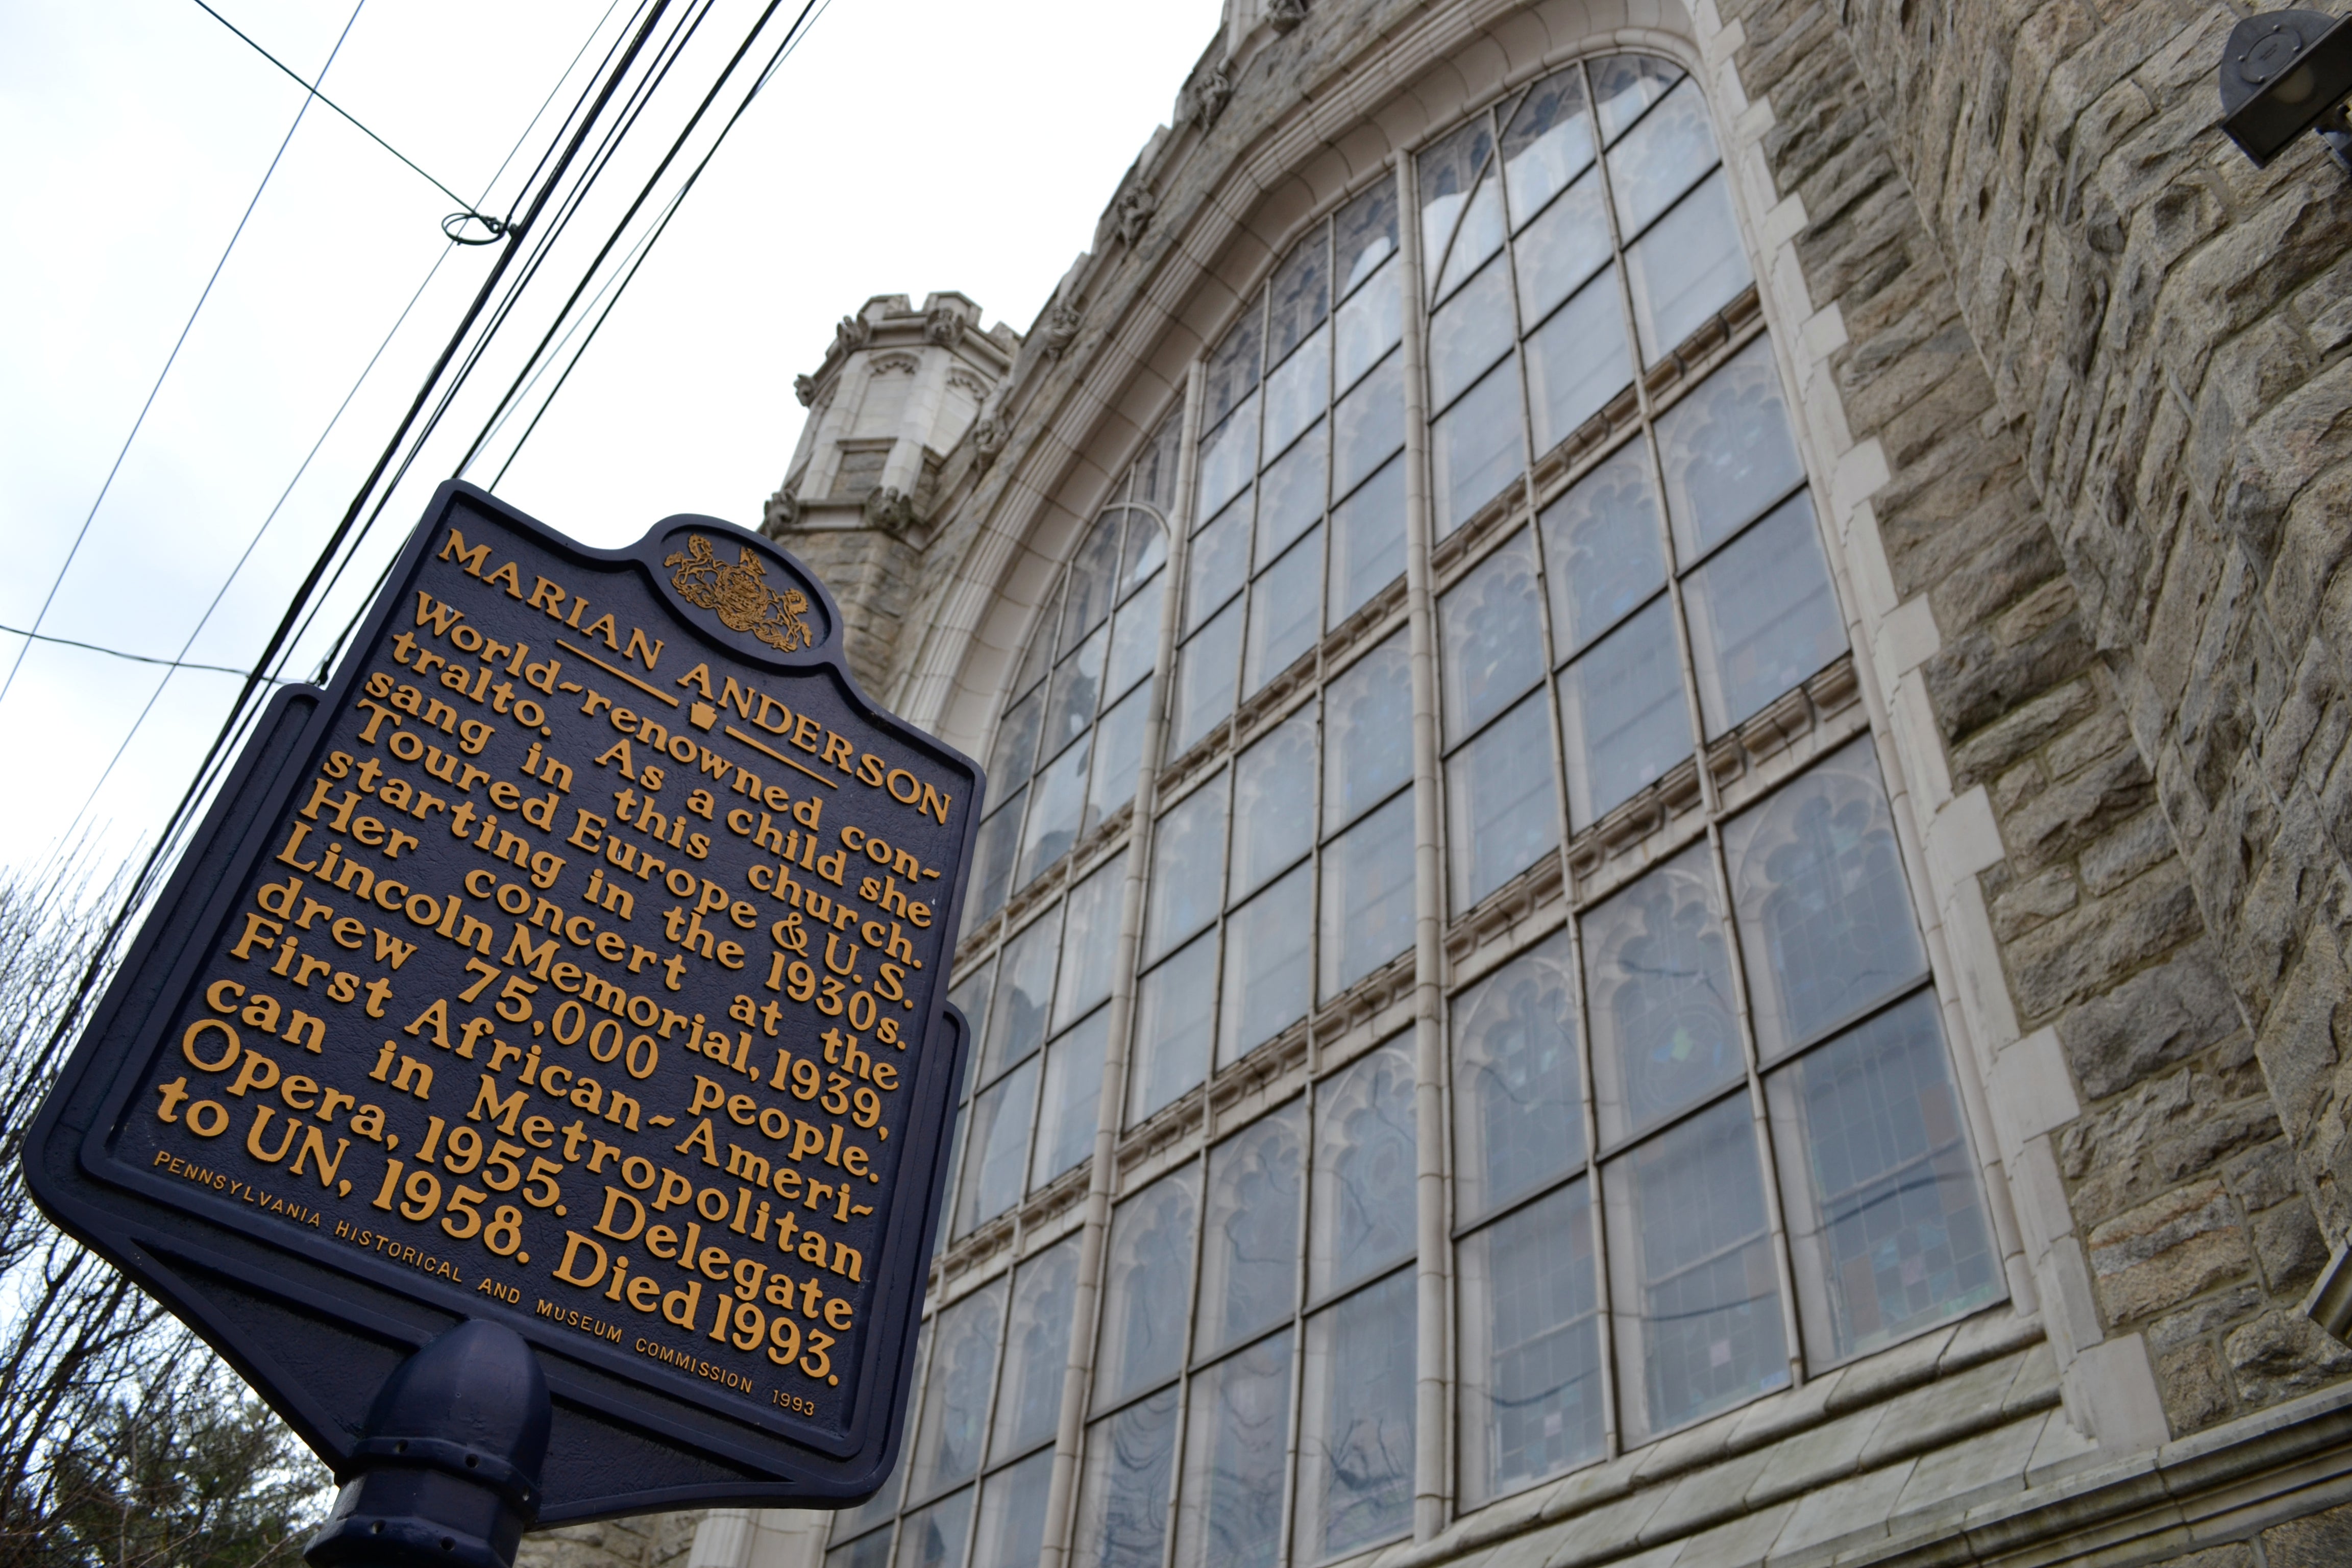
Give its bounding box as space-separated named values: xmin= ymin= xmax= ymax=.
xmin=0 ymin=624 xmax=293 ymax=682
xmin=188 ymin=0 xmax=505 ymax=239
xmin=0 ymin=0 xmax=368 ymax=713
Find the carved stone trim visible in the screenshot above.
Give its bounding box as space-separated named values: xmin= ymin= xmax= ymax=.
xmin=792 ymin=373 xmax=817 ymax=408
xmin=925 ymin=304 xmax=966 ymax=348
xmin=1042 ymin=298 xmax=1084 ymax=358
xmin=832 ymin=313 xmax=872 ymax=358
xmin=1266 ymin=0 xmax=1308 ymax=32
xmin=862 ymin=485 xmax=917 ymax=534
xmin=761 ymin=487 xmax=799 ymax=534
xmin=1183 ymin=60 xmax=1235 ymax=135
xmin=1111 ymin=184 xmax=1158 ymax=249
xmin=867 ymin=352 xmax=920 ymax=378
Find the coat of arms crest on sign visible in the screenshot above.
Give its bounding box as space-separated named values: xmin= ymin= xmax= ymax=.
xmin=664 ymin=534 xmax=816 ymax=653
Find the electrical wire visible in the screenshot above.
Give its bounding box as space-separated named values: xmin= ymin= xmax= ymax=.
xmin=56 ymin=0 xmax=638 ymax=844
xmin=0 ymin=625 xmax=295 ymax=682
xmin=0 ymin=0 xmax=368 ymax=713
xmin=187 ymin=0 xmax=502 ymax=236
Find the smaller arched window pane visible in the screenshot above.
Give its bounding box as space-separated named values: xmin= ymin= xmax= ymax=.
xmin=1655 ymin=336 xmax=1805 ymax=558
xmin=1329 ymin=457 xmax=1406 ymax=628
xmin=1074 ymin=1390 xmax=1179 ymax=1568
xmin=1417 ymin=117 xmax=1493 ymax=300
xmin=1319 ymin=790 xmax=1414 ymax=999
xmin=1333 ymin=180 xmax=1399 ymax=299
xmin=1539 ymin=443 xmax=1665 ymax=654
xmin=1526 ymin=275 xmax=1632 ymax=455
xmin=1683 ymin=492 xmax=1845 ymax=733
xmin=1055 ymin=858 xmax=1125 ymax=1031
xmin=1447 ymin=691 xmax=1558 ymax=909
xmin=1606 ymin=79 xmax=1717 ymax=236
xmin=1590 ymin=54 xmax=1681 ymax=142
xmin=1457 ymin=1179 xmax=1603 ymax=1505
xmin=1198 ymin=1101 xmax=1306 ymax=1356
xmin=1131 ymin=932 xmax=1218 ymax=1124
xmin=1333 ymin=352 xmax=1405 ymax=496
xmin=1310 ymin=1040 xmax=1417 ymax=1299
xmin=982 ymin=910 xmax=1058 ymax=1079
xmin=1032 ymin=1006 xmax=1110 ymax=1188
xmin=1451 ymin=932 xmax=1584 ymax=1222
xmin=1219 ymin=863 xmax=1312 ymax=1065
xmin=1584 ymin=845 xmax=1742 ymax=1145
xmin=1173 ymin=1333 xmax=1293 ymax=1568
xmin=992 ymin=1236 xmax=1081 ymax=1461
xmin=1268 ymin=227 xmax=1332 ymax=370
xmin=908 ymin=1282 xmax=1007 ymax=1502
xmin=1335 ymin=260 xmax=1402 ymax=390
xmin=1501 ymin=67 xmax=1596 ymax=226
xmin=1627 ymin=169 xmax=1750 ymax=359
xmin=1512 ymin=170 xmax=1611 ymax=325
xmin=1144 ymin=774 xmax=1229 ymax=961
xmin=972 ymin=1450 xmax=1055 ymax=1568
xmin=1322 ymin=635 xmax=1410 ymax=830
xmin=1557 ymin=595 xmax=1692 ymax=828
xmin=1062 ymin=517 xmax=1125 ymax=655
xmin=1096 ymin=1169 xmax=1199 ymax=1409
xmin=1438 ymin=530 xmax=1543 ymax=743
xmin=1205 ymin=313 xmax=1265 ymax=435
xmin=895 ymin=1489 xmax=972 ymax=1568
xmin=1229 ymin=712 xmax=1316 ymax=903
xmin=1265 ymin=325 xmax=1330 ymax=457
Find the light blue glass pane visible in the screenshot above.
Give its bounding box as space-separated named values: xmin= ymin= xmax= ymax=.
xmin=972 ymin=1451 xmax=1056 ymax=1568
xmin=1438 ymin=529 xmax=1544 ymax=743
xmin=1055 ymin=859 xmax=1123 ymax=1033
xmin=1187 ymin=492 xmax=1252 ymax=632
xmin=1724 ymin=738 xmax=1927 ymax=1057
xmin=828 ymin=1528 xmax=893 ymax=1568
xmin=1196 ymin=395 xmax=1259 ymax=521
xmin=1085 ymin=677 xmax=1152 ymax=836
xmin=1257 ymin=419 xmax=1327 ymax=560
xmin=1333 ymin=351 xmax=1405 ymax=498
xmin=1144 ymin=771 xmax=1229 ymax=961
xmin=1130 ymin=932 xmax=1217 ymax=1124
xmin=1432 ymin=362 xmax=1523 ymax=536
xmin=895 ymin=1488 xmax=974 ymax=1568
xmin=1310 ymin=1041 xmax=1416 ymax=1297
xmin=1558 ymin=596 xmax=1690 ymax=826
xmin=1436 ymin=173 xmax=1507 ymax=301
xmin=1501 ymin=68 xmax=1596 ymax=227
xmin=1063 ymin=515 xmax=1125 ymax=654
xmin=1451 ymin=932 xmax=1584 ymax=1224
xmin=1017 ymin=732 xmax=1089 ymax=888
xmin=1429 ymin=257 xmax=1515 ymax=411
xmin=1459 ymin=1180 xmax=1603 ymax=1506
xmin=1032 ymin=1008 xmax=1109 ymax=1189
xmin=1418 ymin=117 xmax=1494 ymax=297
xmin=1173 ymin=1334 xmax=1294 ymax=1568
xmin=1044 ymin=622 xmax=1108 ymax=756
xmin=1768 ymin=992 xmax=2000 ymax=1363
xmin=993 ymin=1237 xmax=1081 ymax=1461
xmin=984 ymin=909 xmax=1059 ymax=1080
xmin=1229 ymin=708 xmax=1316 ymax=902
xmin=1336 ymin=257 xmax=1402 ymax=391
xmin=990 ymin=687 xmax=1044 ymax=797
xmin=1512 ymin=168 xmax=1612 ymax=326
xmin=1655 ymin=334 xmax=1803 ymax=559
xmin=1336 ymin=182 xmax=1400 ymax=299
xmin=910 ymin=1286 xmax=1006 ymax=1500
xmin=1526 ymin=276 xmax=1633 ymax=456
xmin=1264 ymin=323 xmax=1331 ymax=459
xmin=1606 ymin=1094 xmax=1787 ymax=1443
xmin=1198 ymin=1106 xmax=1306 ymax=1356
xmin=1220 ymin=863 xmax=1313 ymax=1065
xmin=1328 ymin=456 xmax=1406 ymax=629
xmin=1446 ymin=692 xmax=1559 ymax=911
xmin=1296 ymin=1269 xmax=1415 ymax=1562
xmin=1606 ymin=78 xmax=1717 ymax=238
xmin=1105 ymin=572 xmax=1162 ymax=702
xmin=1583 ymin=845 xmax=1741 ymax=1144
xmin=1170 ymin=601 xmax=1242 ymax=757
xmin=1243 ymin=528 xmax=1322 ymax=695
xmin=1268 ymin=229 xmax=1332 ymax=369
xmin=1538 ymin=442 xmax=1666 ymax=655
xmin=966 ymin=792 xmax=1024 ymax=932
xmin=957 ymin=1059 xmax=1038 ymax=1235
xmin=1075 ymin=1392 xmax=1179 ymax=1568
xmin=1683 ymin=492 xmax=1845 ymax=734
xmin=1592 ymin=54 xmax=1681 ymax=143
xmin=1097 ymin=1171 xmax=1198 ymax=1406
xmin=1322 ymin=635 xmax=1411 ymax=831
xmin=1627 ymin=170 xmax=1752 ymax=362
xmin=1205 ymin=311 xmax=1263 ymax=434
xmin=1319 ymin=790 xmax=1415 ymax=1000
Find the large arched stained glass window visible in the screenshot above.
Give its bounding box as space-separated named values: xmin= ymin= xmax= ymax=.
xmin=836 ymin=47 xmax=2007 ymax=1568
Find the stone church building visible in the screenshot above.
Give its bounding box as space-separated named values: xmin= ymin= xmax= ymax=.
xmin=526 ymin=0 xmax=2352 ymax=1563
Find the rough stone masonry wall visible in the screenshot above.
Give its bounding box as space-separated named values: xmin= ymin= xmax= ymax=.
xmin=1815 ymin=0 xmax=2352 ymax=1324
xmin=1715 ymin=0 xmax=2344 ymax=1432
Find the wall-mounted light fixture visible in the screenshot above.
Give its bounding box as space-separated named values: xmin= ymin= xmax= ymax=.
xmin=2219 ymin=8 xmax=2352 ymax=173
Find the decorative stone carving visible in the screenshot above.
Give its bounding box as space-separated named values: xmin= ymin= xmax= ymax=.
xmin=867 ymin=353 xmax=921 ymax=377
xmin=793 ymin=373 xmax=817 ymax=408
xmin=1042 ymin=298 xmax=1083 ymax=358
xmin=925 ymin=305 xmax=966 ymax=348
xmin=946 ymin=369 xmax=993 ymax=401
xmin=763 ymin=487 xmax=800 ymax=532
xmin=1183 ymin=61 xmax=1234 ymax=135
xmin=832 ymin=313 xmax=871 ymax=358
xmin=970 ymin=411 xmax=1010 ymax=468
xmin=863 ymin=485 xmax=917 ymax=533
xmin=1266 ymin=0 xmax=1307 ymax=31
xmin=1111 ymin=184 xmax=1158 ymax=248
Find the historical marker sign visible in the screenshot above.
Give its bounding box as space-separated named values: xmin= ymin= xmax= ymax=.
xmin=25 ymin=482 xmax=981 ymax=1521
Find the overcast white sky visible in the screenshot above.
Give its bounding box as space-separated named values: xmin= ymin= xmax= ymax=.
xmin=0 ymin=0 xmax=1222 ymax=884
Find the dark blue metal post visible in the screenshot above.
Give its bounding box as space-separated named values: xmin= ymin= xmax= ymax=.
xmin=306 ymin=1320 xmax=551 ymax=1568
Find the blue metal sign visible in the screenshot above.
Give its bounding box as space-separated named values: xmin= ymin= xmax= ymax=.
xmin=26 ymin=482 xmax=980 ymax=1526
